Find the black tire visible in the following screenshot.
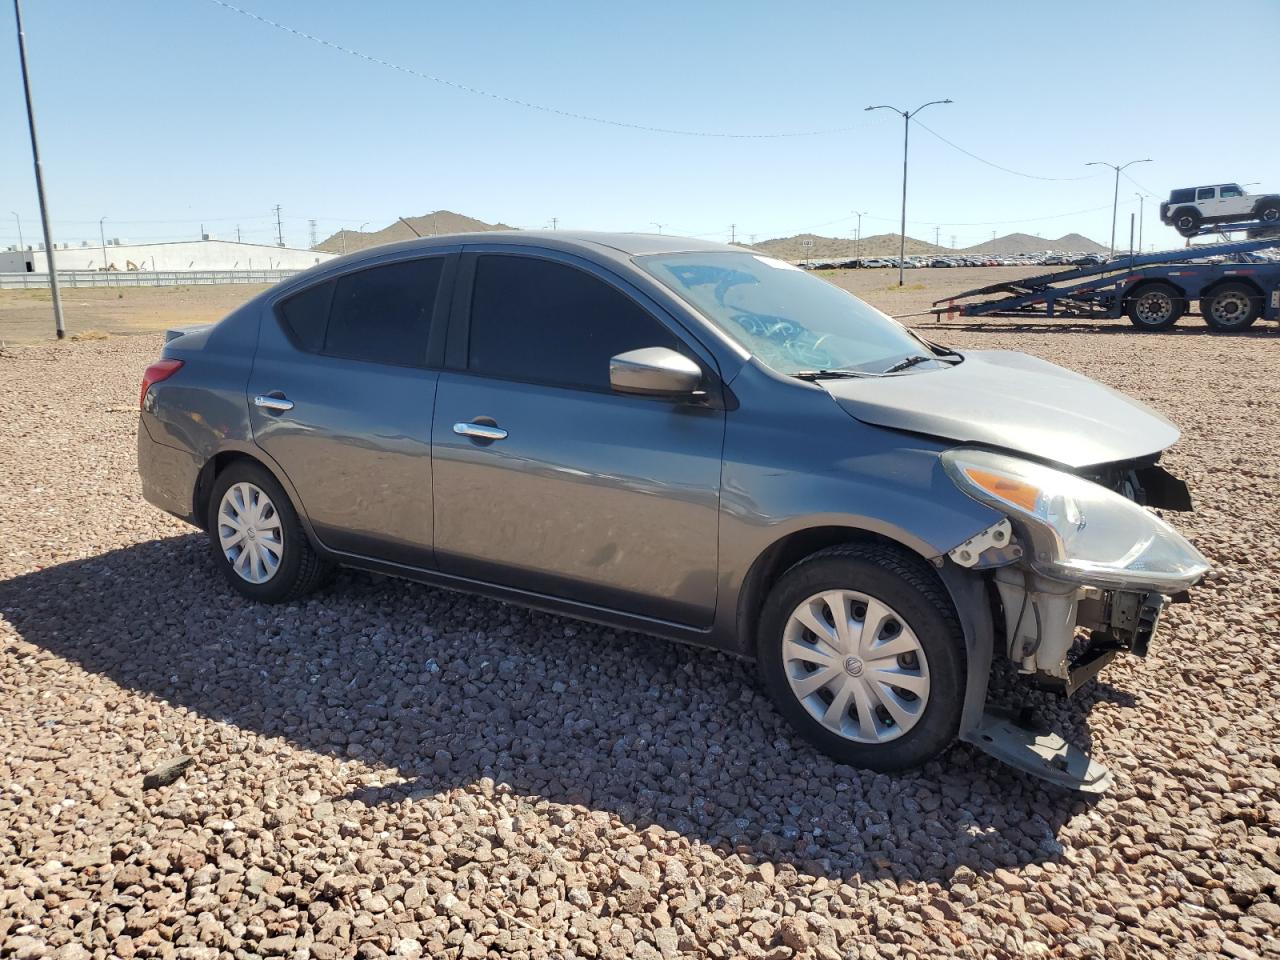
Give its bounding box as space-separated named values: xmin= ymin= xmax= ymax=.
xmin=1254 ymin=199 xmax=1280 ymax=224
xmin=206 ymin=460 xmax=332 ymax=603
xmin=1201 ymin=282 xmax=1262 ymax=332
xmin=756 ymin=543 xmax=966 ymax=772
xmin=1172 ymin=208 xmax=1201 ymax=237
xmin=1125 ymin=281 xmax=1185 ymax=331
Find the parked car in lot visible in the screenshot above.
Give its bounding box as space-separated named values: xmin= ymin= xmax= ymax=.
xmin=138 ymin=232 xmax=1209 ymax=788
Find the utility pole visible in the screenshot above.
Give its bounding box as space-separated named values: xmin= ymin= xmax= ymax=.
xmin=13 ymin=0 xmax=65 ymax=337
xmin=274 ymin=204 xmax=284 ymax=247
xmin=729 ymin=223 xmax=736 ymax=244
xmin=951 ymin=234 xmax=956 ymax=248
xmin=651 ymin=222 xmax=665 ymax=235
xmin=11 ymin=211 xmax=22 ymax=256
xmin=99 ymin=216 xmax=108 ymax=283
xmin=550 ymin=217 xmax=558 ymax=230
xmin=1134 ymin=193 xmax=1145 ymax=252
xmin=853 ymin=210 xmax=866 ymax=260
xmin=934 ymin=226 xmax=940 ymax=247
xmin=1086 ymin=158 xmax=1151 ymax=253
xmin=865 ymin=98 xmax=953 ymax=287
xmin=236 ymin=224 xmax=241 ymax=243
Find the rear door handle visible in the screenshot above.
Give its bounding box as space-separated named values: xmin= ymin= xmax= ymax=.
xmin=254 ymin=394 xmax=294 ymax=413
xmin=453 ymin=421 xmax=507 ymax=442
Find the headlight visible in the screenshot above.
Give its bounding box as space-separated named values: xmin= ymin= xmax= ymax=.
xmin=942 ymin=448 xmax=1209 ymax=591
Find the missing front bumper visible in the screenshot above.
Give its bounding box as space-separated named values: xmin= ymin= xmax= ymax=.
xmin=963 ymin=707 xmax=1114 ymax=793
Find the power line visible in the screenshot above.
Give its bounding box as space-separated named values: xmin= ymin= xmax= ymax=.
xmin=205 ymin=0 xmax=859 ymax=140
xmin=910 ymin=118 xmax=1100 ymax=182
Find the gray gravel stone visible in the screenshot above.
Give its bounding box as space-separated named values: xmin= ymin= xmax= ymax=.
xmin=2 ymin=325 xmax=1279 ymax=959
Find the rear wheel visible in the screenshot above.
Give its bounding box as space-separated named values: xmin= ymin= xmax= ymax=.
xmin=757 ymin=543 xmax=965 ymax=772
xmin=1126 ymin=282 xmax=1185 ymax=331
xmin=207 ymin=461 xmax=332 ymax=603
xmin=1173 ymin=208 xmax=1201 ymax=237
xmin=1254 ymin=199 xmax=1280 ymax=224
xmin=1201 ymin=282 xmax=1261 ymax=332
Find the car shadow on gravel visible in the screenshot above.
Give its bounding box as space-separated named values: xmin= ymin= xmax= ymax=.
xmin=1 ymin=534 xmax=1119 ymax=885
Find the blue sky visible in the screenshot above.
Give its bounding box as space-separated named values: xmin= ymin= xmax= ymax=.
xmin=4 ymin=0 xmax=1278 ymax=250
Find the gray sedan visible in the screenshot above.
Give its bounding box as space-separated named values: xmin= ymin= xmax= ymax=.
xmin=138 ymin=232 xmax=1209 ymax=790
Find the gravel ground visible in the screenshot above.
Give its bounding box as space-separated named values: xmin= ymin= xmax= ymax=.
xmin=1 ymin=312 xmax=1278 ymax=960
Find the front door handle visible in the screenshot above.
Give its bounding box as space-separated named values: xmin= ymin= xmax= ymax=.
xmin=453 ymin=421 xmax=508 ymax=442
xmin=254 ymin=394 xmax=294 ymax=413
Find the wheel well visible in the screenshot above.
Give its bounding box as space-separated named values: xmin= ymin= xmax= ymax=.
xmin=733 ymin=526 xmax=941 ymax=656
xmin=1252 ymin=195 xmax=1280 ymax=211
xmin=1171 ymin=205 xmax=1200 ymax=220
xmin=1126 ymin=278 xmax=1186 ymax=301
xmin=192 ymin=450 xmax=265 ymax=530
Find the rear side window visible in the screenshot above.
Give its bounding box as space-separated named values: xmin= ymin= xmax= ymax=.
xmin=325 ymin=258 xmax=444 ymax=366
xmin=278 ymin=280 xmax=333 ymax=353
xmin=1220 ymin=185 xmax=1243 ymax=198
xmin=467 ymin=255 xmax=681 ymax=390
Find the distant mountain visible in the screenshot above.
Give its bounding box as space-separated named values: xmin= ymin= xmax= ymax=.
xmin=316 ymin=211 xmax=513 ymax=254
xmin=751 ymin=233 xmax=948 ymax=260
xmin=961 ymin=232 xmax=1107 ymax=255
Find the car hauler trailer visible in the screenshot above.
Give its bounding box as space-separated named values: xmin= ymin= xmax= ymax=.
xmin=933 ymin=230 xmax=1280 ymax=332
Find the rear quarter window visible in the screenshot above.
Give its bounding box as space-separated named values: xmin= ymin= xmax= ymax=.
xmin=1169 ymin=189 xmax=1195 ymax=204
xmin=277 ymin=280 xmax=334 ymax=352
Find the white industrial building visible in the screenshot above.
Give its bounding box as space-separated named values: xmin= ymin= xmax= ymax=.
xmin=0 ymin=239 xmax=336 ymax=274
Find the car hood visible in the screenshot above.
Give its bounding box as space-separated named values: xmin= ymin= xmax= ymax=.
xmin=822 ymin=350 xmax=1180 ymax=469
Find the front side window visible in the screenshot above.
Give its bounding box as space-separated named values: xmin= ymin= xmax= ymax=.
xmin=1197 ymin=187 xmax=1216 ymax=201
xmin=637 ymin=251 xmax=930 ymax=376
xmin=467 ymin=255 xmax=681 ymax=390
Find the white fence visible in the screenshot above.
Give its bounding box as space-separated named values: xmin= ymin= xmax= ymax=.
xmin=0 ymin=269 xmax=302 ymax=290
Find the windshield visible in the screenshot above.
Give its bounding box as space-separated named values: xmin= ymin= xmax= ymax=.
xmin=636 ymin=251 xmax=935 ymax=376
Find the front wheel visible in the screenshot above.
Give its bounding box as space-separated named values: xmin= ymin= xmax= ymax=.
xmin=757 ymin=543 xmax=965 ymax=772
xmin=1254 ymin=200 xmax=1280 ymax=224
xmin=207 ymin=461 xmax=333 ymax=603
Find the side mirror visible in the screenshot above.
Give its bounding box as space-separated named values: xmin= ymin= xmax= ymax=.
xmin=609 ymin=347 xmax=703 ymax=398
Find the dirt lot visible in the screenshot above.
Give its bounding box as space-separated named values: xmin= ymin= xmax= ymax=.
xmin=0 ymin=284 xmax=271 ymax=344
xmin=1 ymin=271 xmax=1278 ymax=959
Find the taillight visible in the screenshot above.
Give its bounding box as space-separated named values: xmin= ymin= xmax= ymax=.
xmin=140 ymin=359 xmax=184 ymax=409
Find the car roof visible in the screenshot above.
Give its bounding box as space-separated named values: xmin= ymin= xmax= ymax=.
xmin=325 ymin=230 xmax=741 ymax=268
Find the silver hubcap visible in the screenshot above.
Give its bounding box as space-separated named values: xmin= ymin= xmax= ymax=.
xmin=217 ymin=482 xmax=284 ymax=584
xmin=1135 ymin=292 xmax=1173 ymax=325
xmin=1211 ymin=292 xmax=1250 ymax=325
xmin=782 ymin=590 xmax=930 ymax=744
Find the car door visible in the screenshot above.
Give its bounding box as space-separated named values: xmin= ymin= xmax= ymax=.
xmin=1197 ymin=186 xmax=1217 ymax=218
xmin=430 ymin=250 xmax=725 ymax=627
xmin=248 ymin=252 xmax=455 ymax=566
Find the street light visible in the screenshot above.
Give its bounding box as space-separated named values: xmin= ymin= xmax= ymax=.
xmin=99 ymin=216 xmax=109 ymax=285
xmin=1085 ymin=158 xmax=1151 ymax=254
xmin=852 ymin=210 xmax=867 ymax=261
xmin=1134 ymin=192 xmax=1145 ymax=253
xmin=651 ymin=222 xmax=666 ymax=235
xmin=11 ymin=211 xmax=22 ymax=257
xmin=865 ymin=99 xmax=952 ymax=286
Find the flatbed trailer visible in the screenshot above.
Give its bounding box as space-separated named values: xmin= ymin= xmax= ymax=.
xmin=933 ymin=231 xmax=1280 ymax=332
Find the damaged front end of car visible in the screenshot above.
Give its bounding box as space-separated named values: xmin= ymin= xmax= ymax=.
xmin=938 ymin=448 xmax=1210 ymax=793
